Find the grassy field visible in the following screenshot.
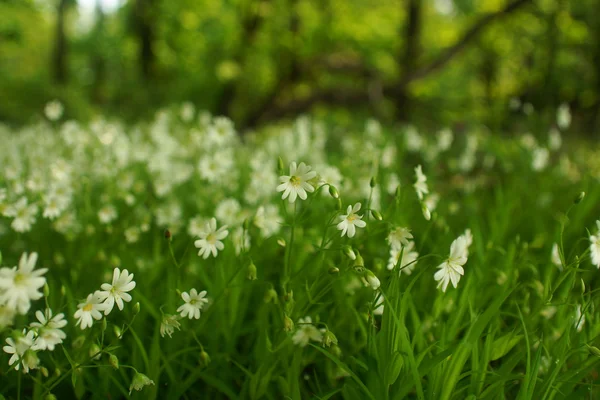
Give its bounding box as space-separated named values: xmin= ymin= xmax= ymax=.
xmin=1 ymin=106 xmax=599 ymax=399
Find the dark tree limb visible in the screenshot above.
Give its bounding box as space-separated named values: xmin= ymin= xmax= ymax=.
xmin=246 ymin=0 xmax=533 ymax=127
xmin=399 ymin=0 xmax=532 ymax=85
xmin=52 ymin=0 xmax=69 ymax=84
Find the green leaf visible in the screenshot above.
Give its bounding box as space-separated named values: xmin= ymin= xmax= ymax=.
xmin=490 ymin=333 xmax=522 ymax=361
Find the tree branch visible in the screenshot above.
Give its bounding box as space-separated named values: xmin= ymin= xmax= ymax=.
xmin=401 ymin=0 xmax=532 ymax=85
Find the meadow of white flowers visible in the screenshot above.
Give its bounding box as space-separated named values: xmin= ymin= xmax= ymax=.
xmin=0 ymin=103 xmax=599 ymax=399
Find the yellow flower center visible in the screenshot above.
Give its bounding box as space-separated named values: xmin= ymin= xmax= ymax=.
xmin=83 ymin=303 xmax=94 ymax=312
xmin=347 ymin=214 xmax=356 ymax=222
xmin=14 ymin=273 xmax=25 ymax=285
xmin=290 ymin=176 xmax=300 ymax=187
xmin=207 ymin=233 xmax=217 ymax=244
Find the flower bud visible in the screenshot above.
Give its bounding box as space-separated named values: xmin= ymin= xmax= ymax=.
xmin=133 ymin=302 xmax=141 ymax=315
xmin=200 ymin=350 xmax=211 ymax=368
xmin=328 ymin=185 xmax=339 ymax=199
xmin=342 ymin=245 xmax=356 ymax=260
xmin=54 ymin=368 xmax=61 ymax=377
xmin=371 ymin=209 xmax=383 ymax=221
xmin=364 ymin=270 xmax=381 ymax=290
xmin=277 ymin=238 xmax=286 ymax=247
xmin=587 ymin=344 xmax=600 ymax=357
xmin=61 ymin=285 xmax=66 ymax=296
xmin=108 ymin=354 xmax=119 ymax=370
xmin=370 ymin=176 xmax=377 ymax=188
xmin=72 ymin=335 xmax=86 ymax=349
xmin=264 ymin=287 xmax=278 ymax=304
xmin=101 ymin=318 xmax=107 ymax=332
xmin=43 ymin=283 xmax=50 ymax=297
xmin=89 ymin=344 xmax=101 ymax=360
xmin=113 ymin=325 xmax=122 ymax=339
xmin=328 ymin=267 xmax=339 ymax=275
xmin=322 ymin=330 xmax=338 ymax=347
xmin=353 ymin=254 xmax=364 ymax=268
xmin=41 ymin=366 xmax=49 ymax=377
xmin=277 ymin=157 xmax=285 ymax=173
xmin=421 ymin=204 xmax=431 ymax=221
xmin=246 ymin=262 xmax=257 ymax=280
xmin=574 ymin=192 xmax=585 ymax=204
xmin=283 ymin=314 xmax=294 ymax=332
xmin=44 ymin=394 xmax=58 ymax=400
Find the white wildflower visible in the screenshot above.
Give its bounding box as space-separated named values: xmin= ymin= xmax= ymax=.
xmin=336 ymin=203 xmax=367 ymax=238
xmin=292 ymin=317 xmax=323 ymax=347
xmin=0 ymin=252 xmax=47 ymax=314
xmin=97 ymin=268 xmax=136 ymax=315
xmin=276 ymin=162 xmax=317 ymax=203
xmin=434 ymin=236 xmax=469 ymax=292
xmin=194 ymin=218 xmax=229 ymax=259
xmin=176 ymin=288 xmax=209 ymax=319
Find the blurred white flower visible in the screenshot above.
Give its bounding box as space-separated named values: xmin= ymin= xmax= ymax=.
xmin=557 ymin=103 xmax=571 ymax=130
xmin=98 ymin=205 xmax=118 ymax=224
xmin=97 ymin=268 xmax=136 ymax=315
xmin=531 ymin=147 xmax=549 ymax=171
xmin=548 ymin=128 xmax=562 ymax=151
xmin=387 ymin=241 xmax=419 ymax=275
xmin=177 ymin=288 xmax=208 ymax=319
xmin=254 ymin=205 xmax=282 ymax=238
xmin=215 ymin=198 xmax=242 ymax=226
xmin=292 ymin=317 xmax=323 ymax=347
xmin=337 ymin=203 xmax=366 ymax=238
xmin=590 ymin=221 xmax=600 ymax=268
xmin=277 ymin=162 xmax=317 ymax=203
xmin=30 ymin=308 xmax=67 ymax=351
xmin=434 ymin=236 xmax=469 ymax=292
xmin=4 ymin=197 xmax=38 ymax=233
xmin=74 ymin=292 xmax=107 ymax=330
xmin=194 ymin=218 xmax=229 ymax=259
xmin=0 ymin=252 xmax=47 ymax=315
xmin=413 ymin=165 xmax=429 ymax=201
xmin=387 ymin=227 xmax=413 ymax=250
xmin=3 ymin=330 xmax=39 ymax=373
xmin=44 ymin=100 xmax=64 ymax=121
xmin=436 ymin=128 xmax=453 ymax=151
xmin=551 ymin=243 xmax=563 ymax=270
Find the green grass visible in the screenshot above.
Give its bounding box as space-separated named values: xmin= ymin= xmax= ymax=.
xmin=0 ymin=112 xmax=599 ymax=399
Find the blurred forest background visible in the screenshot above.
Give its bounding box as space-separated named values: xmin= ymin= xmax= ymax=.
xmin=1 ymin=0 xmax=598 ymax=132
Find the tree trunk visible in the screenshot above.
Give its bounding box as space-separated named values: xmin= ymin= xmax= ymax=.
xmin=396 ymin=0 xmax=422 ymax=121
xmin=53 ymin=0 xmax=69 ymax=85
xmin=136 ymin=0 xmax=155 ymax=81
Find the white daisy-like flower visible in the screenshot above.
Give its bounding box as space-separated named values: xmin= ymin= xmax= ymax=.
xmin=97 ymin=268 xmax=136 ymax=315
xmin=44 ymin=100 xmax=64 ymax=121
xmin=434 ymin=236 xmax=469 ymax=292
xmin=387 ymin=227 xmax=413 ymax=249
xmin=30 ymin=308 xmax=67 ymax=351
xmin=176 ymin=288 xmax=209 ymax=319
xmin=0 ymin=252 xmax=47 ymax=315
xmin=3 ymin=329 xmax=39 ymax=373
xmin=74 ymin=292 xmax=107 ymax=330
xmin=276 ymin=162 xmax=317 ymax=203
xmin=387 ymin=241 xmax=419 ymax=275
xmin=557 ymin=103 xmax=571 ymax=130
xmin=413 ymin=165 xmax=429 ymax=201
xmin=194 ymin=218 xmax=229 ymax=259
xmin=254 ymin=205 xmax=282 ymax=238
xmin=4 ymin=198 xmax=38 ymax=233
xmin=292 ymin=317 xmax=323 ymax=347
xmin=337 ymin=203 xmax=367 ymax=238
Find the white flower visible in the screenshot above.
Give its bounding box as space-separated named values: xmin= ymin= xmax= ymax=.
xmin=0 ymin=305 xmax=16 ymax=329
xmin=129 ymin=371 xmax=155 ymax=394
xmin=98 ymin=205 xmax=117 ymax=224
xmin=434 ymin=236 xmax=468 ymax=292
xmin=30 ymin=308 xmax=67 ymax=351
xmin=531 ymin=147 xmax=549 ymax=171
xmin=74 ymin=292 xmax=107 ymax=330
xmin=44 ymin=100 xmax=64 ymax=121
xmin=3 ymin=330 xmax=39 ymax=373
xmin=97 ymin=268 xmax=136 ymax=315
xmin=387 ymin=227 xmax=413 ymax=249
xmin=364 ymin=270 xmax=381 ymax=290
xmin=176 ymin=288 xmax=209 ymax=319
xmin=404 ymin=126 xmax=423 ymax=152
xmin=254 ymin=205 xmax=282 ymax=238
xmin=557 ymin=103 xmax=571 ymax=130
xmin=0 ymin=252 xmax=47 ymax=315
xmin=413 ymin=165 xmax=429 ymax=201
xmin=387 ymin=241 xmax=419 ymax=275
xmin=548 ymin=128 xmax=562 ymax=150
xmin=194 ymin=218 xmax=229 ymax=259
xmin=160 ymin=314 xmax=181 ymax=338
xmin=436 ymin=128 xmax=453 ymax=151
xmin=215 ymin=198 xmax=242 ymax=226
xmin=590 ymin=222 xmax=600 ymax=268
xmin=4 ymin=198 xmax=38 ymax=233
xmin=337 ymin=203 xmax=367 ymax=238
xmin=276 ymin=162 xmax=317 ymax=203
xmin=292 ymin=317 xmax=323 ymax=347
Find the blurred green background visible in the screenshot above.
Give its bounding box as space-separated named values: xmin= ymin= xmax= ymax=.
xmin=0 ymin=0 xmax=598 ymax=131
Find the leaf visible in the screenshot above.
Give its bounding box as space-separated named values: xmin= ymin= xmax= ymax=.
xmin=490 ymin=333 xmax=523 ymax=361
xmin=384 ymin=351 xmax=403 ymax=387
